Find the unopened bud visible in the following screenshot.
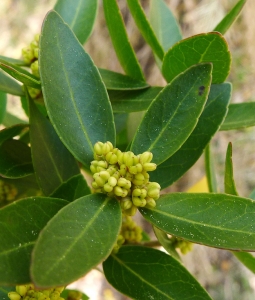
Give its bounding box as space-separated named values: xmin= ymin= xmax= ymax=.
xmin=143 ymin=163 xmax=157 ymax=171
xmin=8 ymin=292 xmax=21 ymax=300
xmin=105 ymin=152 xmax=118 ymax=164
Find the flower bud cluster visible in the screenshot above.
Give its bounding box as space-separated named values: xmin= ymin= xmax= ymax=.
xmin=0 ymin=180 xmax=17 ymax=206
xmin=66 ymin=290 xmax=83 ymax=300
xmin=8 ymin=284 xmax=65 ymax=300
xmin=90 ymin=141 xmax=161 ymax=216
xmin=171 ymin=236 xmax=193 ymax=255
xmin=21 ymin=34 xmax=42 ymax=99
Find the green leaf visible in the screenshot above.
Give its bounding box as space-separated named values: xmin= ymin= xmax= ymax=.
xmin=162 ymin=32 xmax=231 ymax=84
xmin=131 ymin=63 xmax=212 ymax=165
xmin=31 ymin=194 xmax=121 ymax=288
xmin=109 ymin=87 xmax=162 ymax=113
xmin=0 ymin=91 xmax=6 ymax=124
xmin=54 ymin=0 xmax=98 ymax=44
xmin=153 ymin=226 xmax=180 ymax=261
xmin=103 ymin=0 xmax=145 ymax=81
xmin=127 ymin=0 xmax=164 ymax=60
xmin=232 ymin=252 xmax=255 ymax=273
xmin=0 ymin=60 xmax=41 ymax=89
xmin=103 ymin=246 xmax=212 ymax=300
xmin=224 ymin=142 xmax=238 ymax=195
xmin=0 ymin=69 xmax=24 ymax=96
xmin=99 ymin=68 xmax=149 ymax=91
xmin=0 ymin=55 xmax=26 ymax=66
xmin=149 ymin=0 xmax=182 ymax=52
xmin=40 ymin=11 xmax=115 ymax=168
xmin=50 ymin=174 xmax=90 ymax=201
xmin=2 ymin=112 xmax=27 ymax=127
xmin=0 ymin=124 xmax=28 ymax=145
xmin=205 ymin=144 xmax=218 ymax=193
xmin=150 ymin=83 xmax=231 ymax=188
xmin=249 ymin=189 xmax=255 ymax=200
xmin=0 ymin=286 xmax=14 ymax=300
xmin=0 ymin=197 xmax=68 ymax=285
xmin=29 ymin=95 xmax=80 ymax=196
xmin=0 ymin=139 xmax=34 ymax=178
xmin=140 ymin=193 xmax=255 ymax=251
xmin=220 ymin=102 xmax=255 ymax=130
xmin=213 ymin=0 xmax=246 ymax=34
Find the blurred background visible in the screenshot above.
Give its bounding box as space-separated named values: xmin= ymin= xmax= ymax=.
xmin=1 ymin=0 xmax=255 ymax=299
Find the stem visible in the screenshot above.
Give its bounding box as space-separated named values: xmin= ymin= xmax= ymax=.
xmin=141 ymin=240 xmax=161 ymax=247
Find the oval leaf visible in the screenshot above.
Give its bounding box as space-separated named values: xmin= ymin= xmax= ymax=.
xmin=224 ymin=142 xmax=238 ymax=195
xmin=103 ymin=246 xmax=212 ymax=300
xmin=0 ymin=197 xmax=68 ymax=285
xmin=140 ymin=193 xmax=255 ymax=251
xmin=40 ymin=11 xmax=115 ymax=168
xmin=0 ymin=124 xmax=28 ymax=145
xmin=31 ymin=193 xmax=121 ymax=288
xmin=99 ymin=68 xmax=149 ymax=91
xmin=54 ymin=0 xmax=98 ymax=44
xmin=131 ymin=63 xmax=212 ymax=165
xmin=29 ymin=96 xmax=80 ymax=195
xmin=0 ymin=139 xmax=34 ymax=178
xmin=162 ymin=32 xmax=231 ymax=84
xmin=50 ymin=174 xmax=90 ymax=201
xmin=150 ymin=83 xmax=231 ymax=188
xmin=127 ymin=0 xmax=164 ymax=60
xmin=149 ymin=0 xmax=182 ymax=52
xmin=220 ymin=102 xmax=255 ymax=130
xmin=103 ymin=0 xmax=145 ymax=81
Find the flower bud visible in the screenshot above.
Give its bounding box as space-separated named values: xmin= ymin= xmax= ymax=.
xmin=34 ymin=47 xmax=39 ymax=59
xmin=124 ymin=172 xmax=133 ymax=181
xmin=121 ymin=197 xmax=133 ymax=210
xmin=124 ymin=205 xmax=138 ymax=216
xmin=146 ymin=198 xmax=156 ymax=208
xmin=90 ymin=164 xmax=97 ymax=174
xmin=104 ymin=183 xmax=113 ymax=192
xmin=143 ymin=163 xmax=157 ymax=171
xmin=94 ymin=174 xmax=105 ymax=187
xmin=22 ymin=46 xmax=34 ymax=64
xmin=94 ymin=142 xmax=104 ymax=155
xmin=147 ymin=188 xmax=160 ymax=199
xmin=31 ymin=60 xmax=39 ymax=77
xmin=102 ymin=141 xmax=113 ymax=155
xmin=132 ymin=196 xmax=146 ymax=207
xmin=105 ymin=152 xmax=118 ymax=164
xmin=16 ymin=285 xmax=28 ymax=296
xmin=140 ymin=151 xmax=153 ymax=164
xmin=132 ymin=188 xmax=141 ymax=197
xmin=108 ymin=176 xmax=117 ymax=187
xmin=8 ymin=292 xmax=21 ymax=300
xmin=140 ymin=189 xmax=147 ymax=198
xmin=119 ymin=164 xmax=127 ymax=176
xmin=114 ymin=186 xmax=128 ymax=197
xmin=99 ymin=171 xmax=110 ymax=181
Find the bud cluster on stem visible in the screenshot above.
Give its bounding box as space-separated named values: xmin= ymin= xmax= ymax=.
xmin=90 ymin=141 xmax=161 ymax=216
xmin=0 ymin=180 xmax=17 ymax=206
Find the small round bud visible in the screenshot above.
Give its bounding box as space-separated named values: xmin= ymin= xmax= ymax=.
xmin=99 ymin=171 xmax=110 ymax=181
xmin=94 ymin=174 xmax=106 ymax=187
xmin=140 ymin=189 xmax=147 ymax=198
xmin=147 ymin=188 xmax=160 ymax=199
xmin=140 ymin=152 xmax=153 ymax=164
xmin=103 ymin=183 xmax=113 ymax=192
xmin=146 ymin=198 xmax=156 ymax=208
xmin=31 ymin=60 xmax=39 ymax=77
xmin=8 ymin=292 xmax=21 ymax=300
xmin=114 ymin=186 xmax=128 ymax=197
xmin=16 ymin=285 xmax=28 ymax=296
xmin=119 ymin=164 xmax=127 ymax=176
xmin=132 ymin=196 xmax=146 ymax=207
xmin=121 ymin=197 xmax=133 ymax=210
xmin=94 ymin=142 xmax=104 ymax=155
xmin=34 ymin=47 xmax=39 ymax=59
xmin=108 ymin=176 xmax=117 ymax=187
xmin=132 ymin=188 xmax=141 ymax=197
xmin=143 ymin=163 xmax=157 ymax=171
xmin=105 ymin=152 xmax=118 ymax=164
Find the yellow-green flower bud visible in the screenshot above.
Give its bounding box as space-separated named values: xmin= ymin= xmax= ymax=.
xmin=34 ymin=33 xmax=40 ymax=43
xmin=147 ymin=182 xmax=160 ymax=189
xmin=119 ymin=164 xmax=127 ymax=176
xmin=123 ymin=151 xmax=135 ymax=167
xmin=8 ymin=292 xmax=21 ymax=300
xmin=146 ymin=198 xmax=156 ymax=208
xmin=104 ymin=183 xmax=113 ymax=192
xmin=129 ymin=163 xmax=143 ymax=174
xmin=143 ymin=163 xmax=157 ymax=172
xmin=114 ymin=186 xmax=128 ymax=197
xmin=107 ymin=165 xmax=118 ymax=175
xmin=132 ymin=196 xmax=146 ymax=207
xmin=117 ymin=151 xmax=124 ymax=164
xmin=140 ymin=189 xmax=147 ymax=198
xmin=105 ymin=152 xmax=118 ymax=164
xmin=124 ymin=204 xmax=137 ymax=216
xmin=22 ymin=46 xmax=34 ymax=64
xmin=93 ymin=174 xmax=106 ymax=187
xmin=49 ymin=291 xmax=60 ymax=300
xmin=132 ymin=188 xmax=141 ymax=197
xmin=90 ymin=164 xmax=97 ymax=174
xmin=121 ymin=197 xmax=133 ymax=210
xmin=67 ymin=291 xmax=82 ymax=300
xmin=94 ymin=142 xmax=104 ymax=155
xmin=30 ymin=40 xmax=38 ymax=49
xmin=108 ymin=176 xmax=117 ymax=187
xmin=102 ymin=141 xmax=113 ymax=155
xmin=38 ymin=295 xmax=50 ymax=300
xmin=34 ymin=47 xmax=39 ymax=59
xmin=31 ymin=60 xmax=39 ymax=77
xmin=117 ymin=178 xmax=131 ymax=189
xmin=147 ymin=188 xmax=160 ymax=199
xmin=92 ymin=181 xmax=99 ymax=189
xmin=99 ymin=170 xmax=110 ymax=181
xmin=111 ymin=171 xmax=120 ymax=180
xmin=124 ymin=171 xmax=133 ymax=181
xmin=54 ymin=287 xmax=65 ymax=294
xmin=97 ymin=161 xmax=108 ymax=169
xmin=140 ymin=151 xmax=153 ymax=164
xmin=16 ymin=285 xmax=28 ymax=296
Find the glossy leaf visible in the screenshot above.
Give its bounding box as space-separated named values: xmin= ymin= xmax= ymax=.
xmin=29 ymin=96 xmax=80 ymax=196
xmin=205 ymin=144 xmax=218 ymax=193
xmin=0 ymin=55 xmax=26 ymax=66
xmin=140 ymin=193 xmax=255 ymax=251
xmin=162 ymin=32 xmax=231 ymax=84
xmin=0 ymin=91 xmax=6 ymax=124
xmin=224 ymin=142 xmax=238 ymax=195
xmin=40 ymin=11 xmax=115 ymax=168
xmin=50 ymin=174 xmax=90 ymax=201
xmin=214 ymin=0 xmax=246 ymax=34
xmin=153 ymin=226 xmax=180 ymax=261
xmin=103 ymin=246 xmax=212 ymax=300
xmin=109 ymin=87 xmax=162 ymax=113
xmin=149 ymin=0 xmax=182 ymax=52
xmin=220 ymin=102 xmax=255 ymax=130
xmin=103 ymin=0 xmax=145 ymax=81
xmin=0 ymin=69 xmax=24 ymax=96
xmin=127 ymin=0 xmax=164 ymax=60
xmin=232 ymin=252 xmax=255 ymax=273
xmin=150 ymin=83 xmax=231 ymax=188
xmin=99 ymin=68 xmax=149 ymax=91
xmin=0 ymin=60 xmax=41 ymax=89
xmin=131 ymin=63 xmax=212 ymax=165
xmin=0 ymin=139 xmax=33 ymax=178
xmin=0 ymin=197 xmax=68 ymax=285
xmin=0 ymin=124 xmax=28 ymax=144
xmin=54 ymin=0 xmax=98 ymax=44
xmin=31 ymin=194 xmax=121 ymax=288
